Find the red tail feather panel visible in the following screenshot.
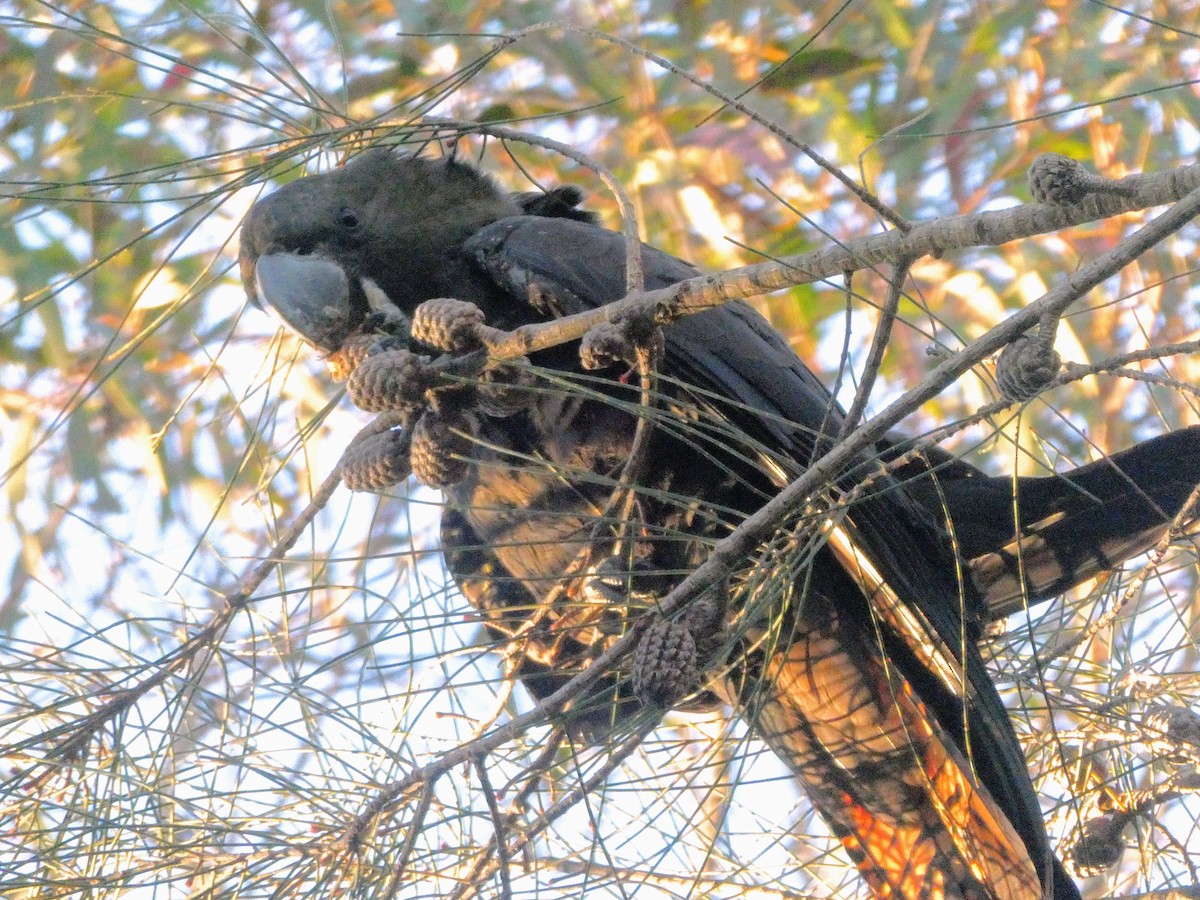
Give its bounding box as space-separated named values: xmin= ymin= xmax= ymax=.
xmin=745 ymin=624 xmax=1042 ymax=900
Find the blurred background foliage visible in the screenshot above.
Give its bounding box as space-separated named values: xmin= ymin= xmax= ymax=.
xmin=1 ymin=1 xmax=1199 ymax=897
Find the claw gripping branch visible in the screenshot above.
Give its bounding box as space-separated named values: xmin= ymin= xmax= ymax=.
xmin=579 ymin=309 xmax=663 ymax=371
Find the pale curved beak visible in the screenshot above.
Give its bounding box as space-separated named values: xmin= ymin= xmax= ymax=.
xmin=253 ymin=252 xmax=353 ymax=353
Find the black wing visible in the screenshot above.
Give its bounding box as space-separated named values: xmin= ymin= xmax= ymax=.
xmin=467 ymin=215 xmax=1073 ymax=898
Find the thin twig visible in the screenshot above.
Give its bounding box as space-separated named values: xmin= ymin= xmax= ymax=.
xmin=840 ymin=255 xmax=914 ymax=437
xmin=495 ymin=23 xmax=911 ymax=230
xmin=473 ymin=754 xmax=513 ymax=900
xmin=4 ymin=439 xmax=353 ymax=791
xmin=384 ymin=776 xmax=437 ymax=898
xmin=449 ymin=721 xmax=658 ymax=900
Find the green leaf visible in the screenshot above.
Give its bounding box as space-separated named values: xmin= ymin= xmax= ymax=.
xmin=759 ymin=48 xmax=882 ymax=92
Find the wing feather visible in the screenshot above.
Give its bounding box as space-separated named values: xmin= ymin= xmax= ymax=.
xmin=467 ymin=215 xmax=1062 ymax=897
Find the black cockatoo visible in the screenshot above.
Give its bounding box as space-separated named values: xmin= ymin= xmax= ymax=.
xmin=239 ymin=148 xmax=1200 ymax=900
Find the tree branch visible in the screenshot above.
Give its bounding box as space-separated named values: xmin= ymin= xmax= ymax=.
xmin=447 ymin=161 xmax=1200 ymax=367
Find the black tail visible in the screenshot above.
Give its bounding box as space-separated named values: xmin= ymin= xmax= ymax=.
xmin=890 ymin=427 xmax=1200 ymax=621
